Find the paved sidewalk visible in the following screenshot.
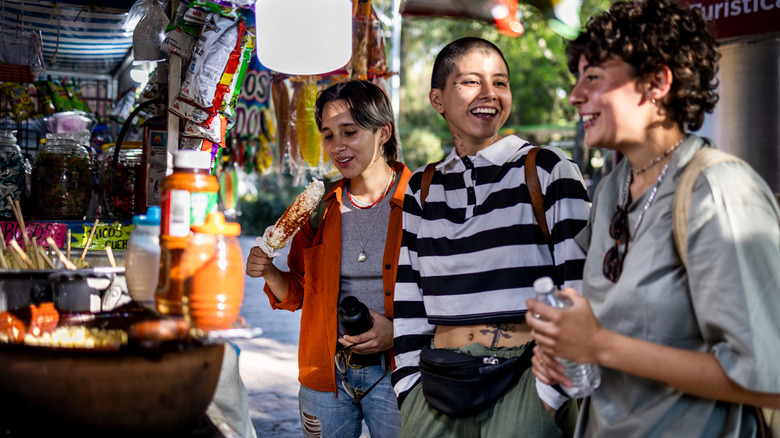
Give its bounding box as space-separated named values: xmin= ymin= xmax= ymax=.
xmin=236 ymin=237 xmax=374 ymax=438
xmin=236 ymin=237 xmax=302 ymax=438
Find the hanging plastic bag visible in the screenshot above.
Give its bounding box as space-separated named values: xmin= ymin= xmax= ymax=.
xmin=132 ymin=0 xmax=170 ymax=65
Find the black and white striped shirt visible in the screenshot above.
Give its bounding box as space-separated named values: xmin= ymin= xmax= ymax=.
xmin=392 ymin=135 xmax=591 ymax=406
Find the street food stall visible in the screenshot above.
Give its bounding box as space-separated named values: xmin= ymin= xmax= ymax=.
xmin=0 ymin=0 xmax=271 ymax=435
xmin=1 ymin=0 xmax=399 ymax=434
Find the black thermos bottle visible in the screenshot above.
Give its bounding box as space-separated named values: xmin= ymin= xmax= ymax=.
xmin=338 ymin=296 xmax=374 ymax=335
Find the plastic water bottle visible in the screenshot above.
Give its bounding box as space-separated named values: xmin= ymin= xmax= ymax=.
xmin=533 ymin=276 xmax=601 ymax=398
xmin=126 ymin=206 xmax=161 ymax=310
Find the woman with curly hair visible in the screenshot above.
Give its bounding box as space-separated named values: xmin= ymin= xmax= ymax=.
xmin=526 ymin=0 xmax=780 ymax=436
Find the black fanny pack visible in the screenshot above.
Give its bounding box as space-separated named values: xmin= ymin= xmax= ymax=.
xmin=418 ymin=342 xmax=534 ymax=417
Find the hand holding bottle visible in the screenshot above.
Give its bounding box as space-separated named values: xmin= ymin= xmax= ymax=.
xmin=527 ymin=277 xmax=602 ymax=398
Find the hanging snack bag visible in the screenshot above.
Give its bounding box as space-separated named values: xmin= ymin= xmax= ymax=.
xmin=1 ymin=83 xmax=36 ymax=122
xmin=178 ymin=12 xmax=240 ymax=109
xmin=296 ymin=81 xmax=322 ymax=168
xmin=220 ymin=29 xmax=254 ymax=118
xmin=271 ymin=76 xmax=290 ymax=164
xmin=183 ymin=115 xmax=226 ymax=144
xmin=34 ymin=80 xmax=56 ymax=116
xmin=64 ymin=80 xmax=92 ymax=113
xmin=161 ymin=2 xmax=199 ymax=59
xmin=208 ymin=19 xmax=246 ymax=120
xmin=367 ymin=6 xmax=390 ymax=78
xmin=169 ymin=97 xmax=212 ymax=124
xmin=47 ymin=81 xmax=73 ymax=113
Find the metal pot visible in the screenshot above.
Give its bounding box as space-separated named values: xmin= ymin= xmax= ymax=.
xmin=0 ymin=341 xmax=224 ymax=435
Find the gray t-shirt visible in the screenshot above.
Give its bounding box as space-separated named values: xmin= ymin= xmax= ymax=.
xmin=337 ymin=176 xmax=399 ymax=335
xmin=574 ymin=135 xmax=780 ymax=437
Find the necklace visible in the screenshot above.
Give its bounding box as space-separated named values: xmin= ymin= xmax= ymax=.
xmin=347 ymin=169 xmax=396 ymax=209
xmin=632 ymin=137 xmax=685 ymax=175
xmin=618 ymin=161 xmax=671 ymax=237
xmin=350 ymin=169 xmax=395 ymax=262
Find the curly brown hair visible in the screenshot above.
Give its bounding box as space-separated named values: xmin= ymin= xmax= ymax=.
xmin=566 ymin=0 xmax=720 ymax=131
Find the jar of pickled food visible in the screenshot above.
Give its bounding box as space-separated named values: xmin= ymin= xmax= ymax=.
xmin=101 ymin=142 xmax=143 ymax=219
xmin=0 ymin=130 xmax=26 ymax=219
xmin=31 ymin=136 xmax=93 ymax=219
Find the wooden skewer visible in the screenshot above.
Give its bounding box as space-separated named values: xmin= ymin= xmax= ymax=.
xmin=0 ymin=231 xmax=6 ymax=251
xmin=46 ymin=237 xmax=77 ymax=270
xmin=66 ymin=229 xmax=71 ymax=259
xmin=9 ymin=239 xmax=35 ymax=269
xmin=9 ymin=251 xmax=24 ymax=270
xmin=80 ymin=219 xmax=100 ymax=260
xmin=14 ymin=200 xmax=30 ymax=248
xmin=31 ymin=237 xmax=42 ymax=269
xmin=7 ymin=197 xmax=29 ymax=248
xmin=37 ymin=246 xmax=56 ymax=269
xmin=105 ymin=246 xmax=116 ymax=268
xmin=0 ymin=250 xmax=8 ymax=269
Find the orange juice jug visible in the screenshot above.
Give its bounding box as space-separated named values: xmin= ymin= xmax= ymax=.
xmin=182 ymin=212 xmax=243 ymax=330
xmin=156 ymin=151 xmax=219 ymax=315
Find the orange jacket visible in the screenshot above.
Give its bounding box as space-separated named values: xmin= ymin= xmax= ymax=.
xmin=263 ymin=162 xmax=411 ymax=393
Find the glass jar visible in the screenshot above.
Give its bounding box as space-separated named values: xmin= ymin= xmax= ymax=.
xmin=101 ymin=142 xmax=143 ymax=219
xmin=31 ymin=136 xmax=93 ymax=220
xmin=0 ymin=130 xmax=26 ymax=219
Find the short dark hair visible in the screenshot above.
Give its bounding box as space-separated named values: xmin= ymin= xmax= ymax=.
xmin=314 ymin=79 xmax=398 ymax=166
xmin=566 ymin=0 xmax=720 ymax=131
xmin=430 ymin=37 xmax=510 ymax=90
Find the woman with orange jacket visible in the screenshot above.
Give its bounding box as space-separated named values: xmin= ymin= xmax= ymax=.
xmin=246 ymin=79 xmax=410 ymax=438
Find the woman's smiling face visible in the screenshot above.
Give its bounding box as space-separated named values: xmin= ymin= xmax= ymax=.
xmin=569 ymin=55 xmax=652 ymax=150
xmin=429 ymin=50 xmax=511 ymax=154
xmin=320 ymin=99 xmax=388 ymax=180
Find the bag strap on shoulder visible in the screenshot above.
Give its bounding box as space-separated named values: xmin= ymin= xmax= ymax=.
xmin=672 ymin=148 xmax=743 ymax=267
xmin=309 ymin=179 xmax=339 ymax=233
xmin=525 ymin=147 xmax=551 ymax=251
xmin=671 ymin=148 xmax=778 ymax=437
xmin=420 ymin=161 xmax=439 ymax=208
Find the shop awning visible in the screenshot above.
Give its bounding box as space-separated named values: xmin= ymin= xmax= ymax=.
xmin=1 ymin=0 xmax=135 ymax=77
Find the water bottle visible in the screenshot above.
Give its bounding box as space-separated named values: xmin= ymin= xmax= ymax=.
xmin=533 ymin=276 xmax=601 ymax=398
xmin=126 ymin=206 xmax=161 ymax=310
xmin=338 ymin=296 xmax=373 ymax=336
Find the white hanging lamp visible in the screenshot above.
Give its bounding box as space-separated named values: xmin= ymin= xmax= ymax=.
xmin=255 ymin=0 xmax=353 ymax=75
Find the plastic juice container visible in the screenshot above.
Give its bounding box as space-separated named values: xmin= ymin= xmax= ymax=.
xmin=125 ymin=206 xmax=161 ymax=310
xmin=155 ymin=151 xmax=219 ymax=315
xmin=182 ymin=211 xmax=243 ymax=330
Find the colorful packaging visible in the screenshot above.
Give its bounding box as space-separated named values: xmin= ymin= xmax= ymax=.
xmin=178 ymin=13 xmax=240 ymax=110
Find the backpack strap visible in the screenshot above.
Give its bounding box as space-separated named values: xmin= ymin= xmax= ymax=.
xmin=525 ymin=146 xmax=551 ymax=251
xmin=420 ymin=162 xmax=438 ymax=208
xmin=672 ymin=148 xmax=778 ymax=437
xmin=672 ymin=148 xmax=743 ymax=267
xmin=309 ymin=179 xmax=339 ymax=235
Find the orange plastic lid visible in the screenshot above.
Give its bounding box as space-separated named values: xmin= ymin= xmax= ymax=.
xmin=191 ymin=211 xmax=241 ymax=236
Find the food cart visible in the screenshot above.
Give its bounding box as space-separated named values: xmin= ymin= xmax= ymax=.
xmin=0 ymin=0 xmax=268 ymax=435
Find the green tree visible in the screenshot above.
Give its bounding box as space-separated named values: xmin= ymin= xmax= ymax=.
xmin=397 ymin=0 xmax=613 ymax=153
